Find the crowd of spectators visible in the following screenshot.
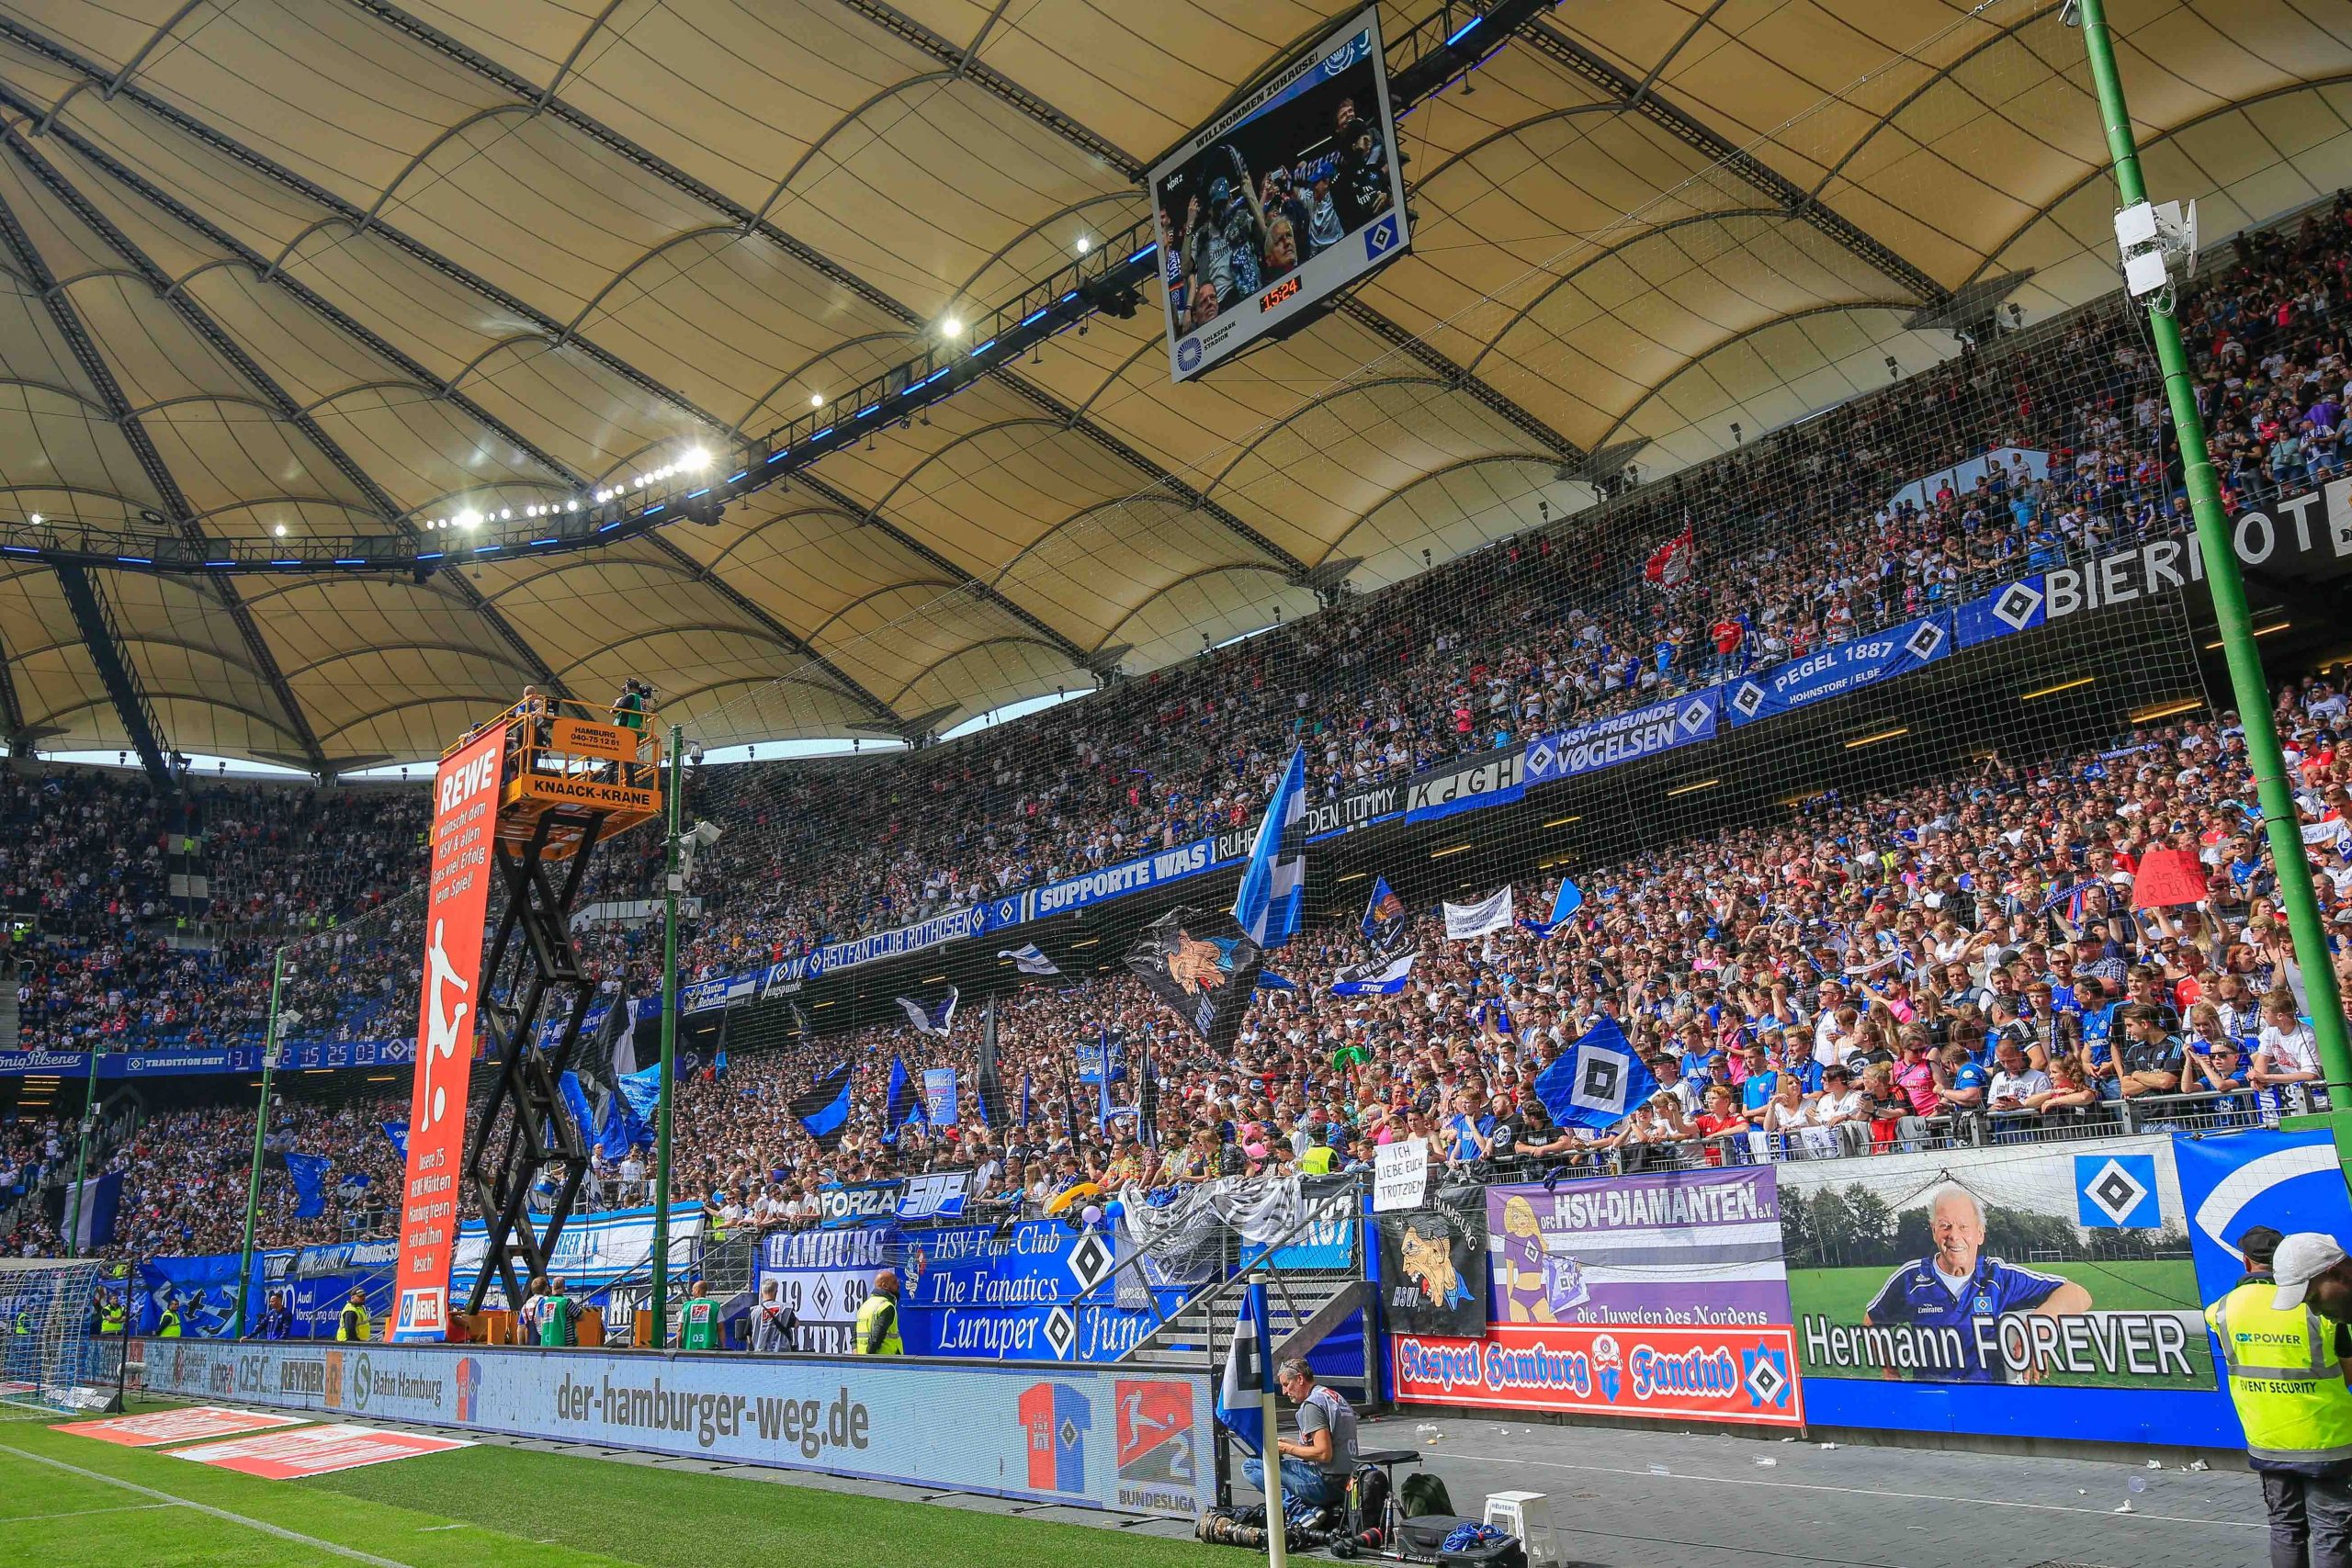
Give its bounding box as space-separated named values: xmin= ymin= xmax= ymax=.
xmin=27 ymin=656 xmax=2352 ymax=1262
xmin=7 ymin=191 xmax=2352 ymax=1260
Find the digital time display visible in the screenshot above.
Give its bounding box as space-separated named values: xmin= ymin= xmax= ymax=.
xmin=1259 ymin=276 xmax=1304 ymax=312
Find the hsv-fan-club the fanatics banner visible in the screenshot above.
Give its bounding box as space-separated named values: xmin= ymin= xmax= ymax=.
xmin=1391 ymin=1322 xmax=1805 ymax=1428
xmin=391 ymin=722 xmax=506 ymax=1341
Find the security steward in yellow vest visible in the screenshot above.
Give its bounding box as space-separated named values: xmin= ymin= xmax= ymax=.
xmin=335 ymin=1288 xmax=372 ymax=1343
xmin=853 ymin=1269 xmax=903 ymax=1356
xmin=2210 ymin=1227 xmax=2352 ymax=1568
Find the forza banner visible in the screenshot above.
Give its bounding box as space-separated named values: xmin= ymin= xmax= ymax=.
xmin=1390 ymin=1322 xmax=1805 ymax=1428
xmin=391 ymin=721 xmax=507 ymax=1342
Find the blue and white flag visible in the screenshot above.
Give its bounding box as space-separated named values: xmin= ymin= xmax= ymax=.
xmin=895 ymin=987 xmax=958 ymax=1037
xmin=1361 ymin=874 xmax=1410 ymax=955
xmin=287 ymin=1154 xmax=331 ymax=1220
xmin=1254 ymin=970 xmax=1297 ymax=992
xmin=1019 ymin=1071 xmax=1034 ymax=1129
xmin=997 ymin=942 xmax=1059 ymax=976
xmin=1330 ymin=953 xmax=1416 ymax=997
xmin=791 ymin=1062 xmax=854 ymax=1150
xmin=380 ymin=1122 xmax=408 ymax=1159
xmin=884 ymin=1057 xmax=923 ymax=1144
xmin=1532 ymin=1017 xmax=1659 ymax=1131
xmin=62 ymin=1170 xmax=120 ymax=1250
xmin=557 ymin=1071 xmax=596 ymax=1146
xmin=616 ymin=1063 xmax=662 ymax=1127
xmin=923 ymin=1066 xmax=959 ymax=1127
xmin=1215 ymin=1280 xmax=1271 ymax=1457
xmin=1231 ymin=745 xmax=1306 ymax=949
xmin=1520 ymin=876 xmax=1584 ymax=939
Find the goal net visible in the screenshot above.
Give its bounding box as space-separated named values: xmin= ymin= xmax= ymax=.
xmin=0 ymin=1258 xmax=112 ymax=1417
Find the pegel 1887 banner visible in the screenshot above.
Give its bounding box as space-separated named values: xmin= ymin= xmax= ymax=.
xmin=392 ymin=720 xmax=506 ymax=1342
xmin=139 ymin=1339 xmax=1212 ymax=1517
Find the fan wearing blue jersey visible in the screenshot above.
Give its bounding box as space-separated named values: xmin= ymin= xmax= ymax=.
xmin=1863 ymin=1184 xmax=2090 ymax=1383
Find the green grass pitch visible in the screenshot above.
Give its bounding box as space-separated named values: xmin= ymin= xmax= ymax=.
xmin=0 ymin=1399 xmax=1212 ymax=1568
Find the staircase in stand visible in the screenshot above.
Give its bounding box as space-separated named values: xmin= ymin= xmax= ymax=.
xmin=1117 ymin=1178 xmax=1374 ymax=1406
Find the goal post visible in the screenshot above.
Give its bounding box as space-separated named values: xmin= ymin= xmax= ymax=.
xmin=0 ymin=1258 xmax=117 ymax=1417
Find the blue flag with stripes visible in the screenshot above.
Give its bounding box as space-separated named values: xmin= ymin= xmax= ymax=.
xmin=1231 ymin=745 xmax=1306 ymax=950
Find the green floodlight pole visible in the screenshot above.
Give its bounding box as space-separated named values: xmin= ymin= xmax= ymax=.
xmin=231 ymin=946 xmax=286 ymax=1337
xmin=2074 ymin=0 xmax=2352 ymax=1089
xmin=650 ymin=722 xmax=684 ymax=1348
xmin=62 ymin=1039 xmax=101 ymax=1258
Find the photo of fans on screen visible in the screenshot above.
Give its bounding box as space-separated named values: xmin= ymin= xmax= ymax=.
xmin=1150 ymin=9 xmax=1408 ymax=380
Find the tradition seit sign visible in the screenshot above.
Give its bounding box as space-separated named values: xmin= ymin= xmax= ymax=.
xmin=1390 ymin=1322 xmax=1806 ymax=1428
xmin=139 ymin=1339 xmax=1213 ymax=1517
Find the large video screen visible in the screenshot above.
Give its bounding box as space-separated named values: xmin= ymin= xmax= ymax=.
xmin=1151 ymin=6 xmax=1411 ymax=383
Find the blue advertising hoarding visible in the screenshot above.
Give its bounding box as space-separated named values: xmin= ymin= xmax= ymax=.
xmin=138 ymin=1337 xmax=1212 ymax=1517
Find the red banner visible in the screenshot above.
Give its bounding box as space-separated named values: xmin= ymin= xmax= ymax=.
xmin=390 ymin=722 xmax=507 ymax=1341
xmin=1390 ymin=1322 xmax=1805 ymax=1428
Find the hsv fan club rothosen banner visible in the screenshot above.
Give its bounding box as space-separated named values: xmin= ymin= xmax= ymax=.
xmin=392 ymin=722 xmax=507 ymax=1341
xmin=1391 ymin=1323 xmax=1805 ymax=1428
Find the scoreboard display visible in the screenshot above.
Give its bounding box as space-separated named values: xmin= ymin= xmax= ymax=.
xmin=1151 ymin=6 xmax=1412 ymax=382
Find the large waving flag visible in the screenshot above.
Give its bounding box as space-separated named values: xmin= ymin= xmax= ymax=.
xmin=380 ymin=1122 xmax=408 ymax=1159
xmin=883 ymin=1057 xmax=923 ymax=1144
xmin=1533 ymin=1017 xmax=1660 ymax=1132
xmin=791 ymin=1062 xmax=854 ymax=1150
xmin=997 ymin=942 xmax=1059 ymax=976
xmin=287 ymin=1154 xmax=331 ymax=1220
xmin=1330 ymin=952 xmax=1416 ymax=997
xmin=1361 ymin=874 xmax=1410 ymax=954
xmin=616 ymin=1063 xmax=662 ymax=1126
xmin=895 ymin=987 xmax=958 ymax=1038
xmin=1521 ymin=875 xmax=1584 ymax=939
xmin=1127 ymin=907 xmax=1263 ymax=1052
xmin=975 ymin=994 xmax=1007 ymax=1128
xmin=557 ymin=1071 xmax=596 ymax=1148
xmin=1231 ymin=745 xmax=1306 ymax=950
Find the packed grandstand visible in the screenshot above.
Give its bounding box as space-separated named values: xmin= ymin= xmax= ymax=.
xmin=3 ymin=188 xmax=2349 ymax=1266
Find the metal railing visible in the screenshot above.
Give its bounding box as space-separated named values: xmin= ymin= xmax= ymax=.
xmin=1470 ymin=1085 xmax=2320 ymax=1183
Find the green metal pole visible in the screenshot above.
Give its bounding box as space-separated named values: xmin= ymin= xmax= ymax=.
xmin=650 ymin=723 xmax=684 ymax=1348
xmin=2074 ymin=0 xmax=2352 ymax=1089
xmin=62 ymin=1043 xmax=99 ymax=1258
xmin=232 ymin=947 xmax=286 ymax=1338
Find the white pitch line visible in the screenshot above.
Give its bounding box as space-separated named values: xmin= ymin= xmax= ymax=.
xmin=1430 ymin=1448 xmax=2265 ymax=1530
xmin=0 ymin=1444 xmax=423 ymax=1567
xmin=7 ymin=1501 xmax=174 ymax=1524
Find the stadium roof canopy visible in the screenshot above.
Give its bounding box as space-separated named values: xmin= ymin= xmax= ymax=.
xmin=0 ymin=0 xmax=2346 ymax=772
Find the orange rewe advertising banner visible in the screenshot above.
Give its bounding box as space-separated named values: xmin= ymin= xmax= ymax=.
xmin=390 ymin=721 xmax=507 ymax=1342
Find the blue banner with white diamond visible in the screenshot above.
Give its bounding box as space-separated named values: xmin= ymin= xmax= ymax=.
xmin=1724 ymin=613 xmax=1952 ymax=727
xmin=1522 ymin=689 xmax=1719 ymax=785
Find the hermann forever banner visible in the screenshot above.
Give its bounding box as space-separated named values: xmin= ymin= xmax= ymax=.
xmin=1774 ymin=1136 xmax=2211 ymax=1393
xmin=392 ymin=722 xmax=506 ymax=1342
